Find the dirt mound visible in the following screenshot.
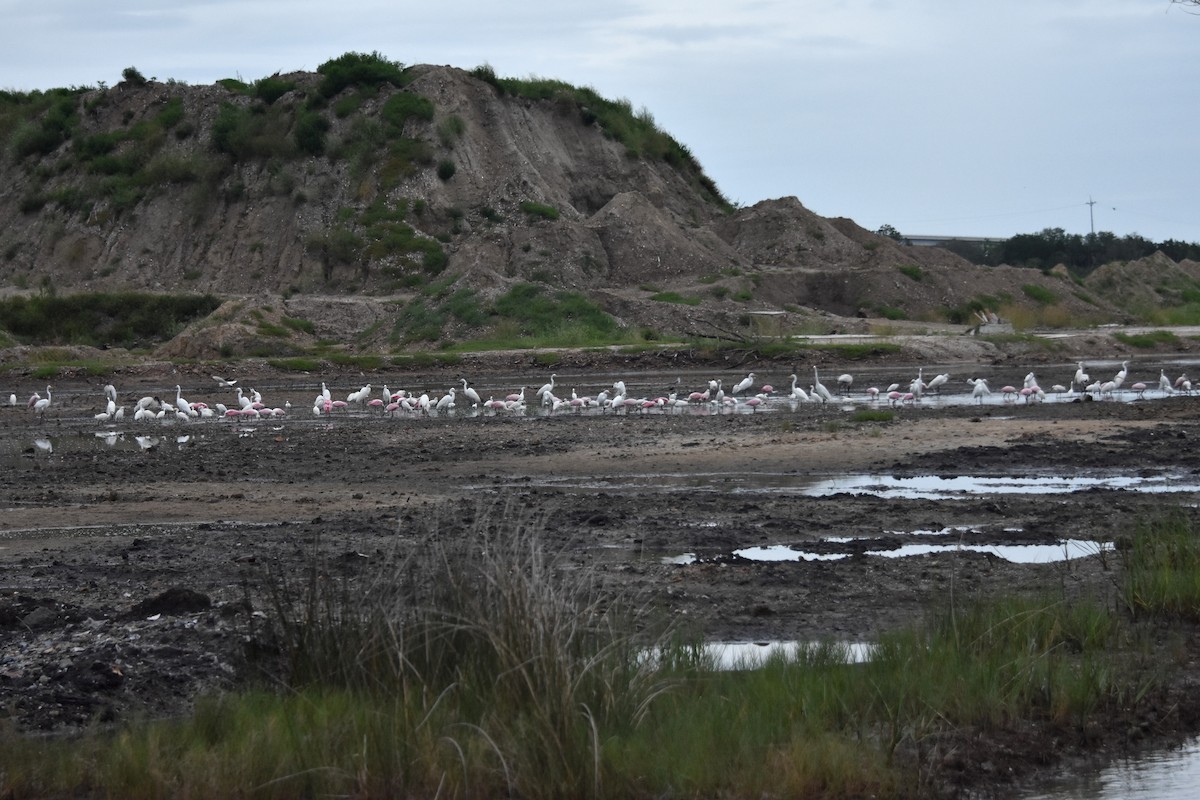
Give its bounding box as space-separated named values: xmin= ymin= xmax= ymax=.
xmin=0 ymin=62 xmax=1129 ymax=351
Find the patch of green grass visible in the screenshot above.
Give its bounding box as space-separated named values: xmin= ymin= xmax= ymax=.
xmin=255 ymin=322 xmax=290 ymax=338
xmin=281 ymin=316 xmax=315 ymax=335
xmin=1021 ymin=284 xmax=1058 ymax=305
xmin=268 ymin=357 xmax=321 ymax=372
xmin=0 ymin=292 xmax=220 ymax=347
xmin=390 ymin=352 xmax=461 ymax=369
xmin=1112 ymin=330 xmax=1180 ymax=349
xmin=897 ymin=264 xmax=923 ymax=282
xmin=1147 ymin=304 xmax=1200 ymax=325
xmin=327 ymin=353 xmax=387 ymax=370
xmin=877 ymin=306 xmax=906 ymax=320
xmin=851 ymin=409 xmax=895 ymax=423
xmin=519 ymin=200 xmax=560 ymax=221
xmin=650 ymin=291 xmax=701 ymax=306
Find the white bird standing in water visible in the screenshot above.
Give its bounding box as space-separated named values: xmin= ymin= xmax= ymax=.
xmin=925 ymin=373 xmax=950 ymax=394
xmin=812 ymin=367 xmax=834 ymax=403
xmin=731 ymin=373 xmax=755 ymax=395
xmin=788 ymin=374 xmax=810 ymax=402
xmin=1113 ymin=361 xmax=1129 ymax=389
xmin=1159 ymin=370 xmax=1172 ymax=394
xmin=968 ymin=377 xmax=990 ymax=404
xmin=459 ymin=378 xmax=481 ymax=408
xmin=536 ymin=373 xmax=557 ymax=400
xmin=837 ymin=373 xmax=853 ymax=394
xmin=1074 ymin=362 xmax=1089 ymax=387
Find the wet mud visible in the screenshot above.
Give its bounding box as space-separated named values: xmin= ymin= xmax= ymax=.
xmin=4 ymin=366 xmax=1200 ymax=796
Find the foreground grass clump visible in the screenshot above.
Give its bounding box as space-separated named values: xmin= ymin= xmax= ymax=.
xmin=0 ymin=511 xmax=1184 ymax=799
xmin=1122 ymin=511 xmax=1200 ymax=620
xmin=0 ymin=292 xmax=220 ymax=347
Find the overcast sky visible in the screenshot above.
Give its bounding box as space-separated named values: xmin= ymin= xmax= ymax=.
xmin=3 ymin=1 xmax=1198 ymax=243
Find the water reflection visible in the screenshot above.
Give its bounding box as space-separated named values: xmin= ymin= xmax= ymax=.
xmin=668 ymin=539 xmax=1113 ymax=566
xmin=1021 ymin=738 xmax=1200 ymax=799
xmin=487 ymin=470 xmax=1198 ymax=498
xmin=864 ymin=540 xmax=1113 ymax=564
xmin=803 ymin=473 xmax=1194 ymax=499
xmin=733 ymin=545 xmax=849 ymax=562
xmin=707 ymin=641 xmax=875 ymax=669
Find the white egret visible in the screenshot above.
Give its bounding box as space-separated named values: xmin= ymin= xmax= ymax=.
xmin=812 ymin=367 xmax=834 ymax=403
xmin=731 ymin=373 xmax=755 ymax=395
xmin=535 ymin=373 xmax=557 ymax=399
xmin=33 ymin=386 xmax=52 ymax=416
xmin=460 ymin=378 xmax=481 ymax=407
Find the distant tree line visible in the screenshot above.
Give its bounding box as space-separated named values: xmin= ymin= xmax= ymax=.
xmin=878 ymin=225 xmax=1200 ymax=277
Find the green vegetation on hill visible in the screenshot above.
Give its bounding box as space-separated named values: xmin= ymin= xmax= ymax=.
xmin=392 ymin=281 xmax=620 ymax=347
xmin=0 ymin=292 xmax=221 ymax=348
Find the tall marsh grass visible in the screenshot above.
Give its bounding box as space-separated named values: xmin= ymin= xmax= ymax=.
xmin=1122 ymin=511 xmax=1200 ymax=620
xmin=0 ymin=508 xmax=1187 ymax=799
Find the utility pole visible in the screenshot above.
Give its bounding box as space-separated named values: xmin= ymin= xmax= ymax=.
xmin=1086 ymin=196 xmax=1097 ymax=272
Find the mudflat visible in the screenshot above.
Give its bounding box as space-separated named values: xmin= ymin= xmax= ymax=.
xmin=4 ymin=359 xmax=1200 ymax=795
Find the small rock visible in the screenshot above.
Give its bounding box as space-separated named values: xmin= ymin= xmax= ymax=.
xmin=20 ymin=606 xmax=56 ymax=628
xmin=130 ymin=587 xmax=212 ymax=616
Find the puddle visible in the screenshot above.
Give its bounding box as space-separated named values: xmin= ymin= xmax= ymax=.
xmin=865 ymin=540 xmax=1113 ymax=563
xmin=473 ymin=470 xmax=1198 ymax=498
xmin=643 ymin=640 xmax=875 ymax=670
xmin=732 ymin=545 xmax=849 ymax=562
xmin=669 ymin=538 xmax=1111 ymax=566
xmin=1021 ymin=737 xmax=1200 ymax=799
xmin=884 ymin=525 xmax=980 ymax=537
xmin=706 ymin=641 xmax=875 ymax=669
xmin=801 ymin=473 xmax=1196 ymax=500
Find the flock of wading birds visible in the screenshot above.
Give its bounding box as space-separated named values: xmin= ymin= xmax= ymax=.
xmin=8 ymin=360 xmax=1193 ymax=424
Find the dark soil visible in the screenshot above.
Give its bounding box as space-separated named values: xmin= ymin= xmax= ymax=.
xmin=4 ymin=357 xmax=1200 ymax=798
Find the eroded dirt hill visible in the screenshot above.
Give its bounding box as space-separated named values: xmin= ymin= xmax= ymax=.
xmin=0 ymin=60 xmax=1123 ymax=344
